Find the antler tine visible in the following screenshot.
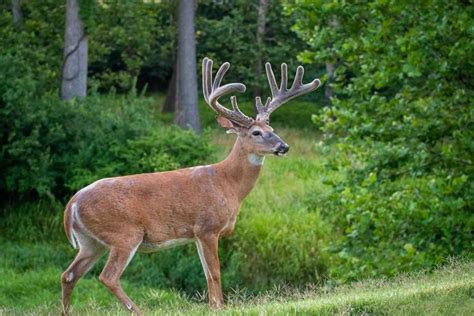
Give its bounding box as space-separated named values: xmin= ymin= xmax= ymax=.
xmin=292 ymin=65 xmax=304 ymax=89
xmin=202 ymin=57 xmax=254 ymax=127
xmin=256 ymin=62 xmax=321 ymax=123
xmin=265 ymin=62 xmax=279 ymax=96
xmin=202 ymin=58 xmax=212 ymax=103
xmin=213 ymin=61 xmax=230 ymax=91
xmin=280 ymin=63 xmax=288 ymax=92
xmin=255 ymin=96 xmax=271 ymax=114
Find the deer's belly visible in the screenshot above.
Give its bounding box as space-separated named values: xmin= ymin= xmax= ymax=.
xmin=138 ymin=238 xmax=194 ymax=253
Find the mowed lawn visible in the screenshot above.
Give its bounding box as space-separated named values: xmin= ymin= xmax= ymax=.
xmin=1 ymin=128 xmax=472 ymax=315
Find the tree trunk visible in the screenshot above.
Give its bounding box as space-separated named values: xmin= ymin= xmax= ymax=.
xmin=325 ymin=16 xmax=338 ymax=102
xmin=11 ymin=0 xmax=23 ymax=27
xmin=163 ymin=5 xmax=179 ymax=114
xmin=61 ymin=0 xmax=88 ymax=101
xmin=175 ymin=0 xmax=200 ymax=133
xmin=162 ymin=58 xmax=178 ymax=113
xmin=325 ymin=62 xmax=335 ymax=99
xmin=254 ymin=0 xmax=269 ymax=97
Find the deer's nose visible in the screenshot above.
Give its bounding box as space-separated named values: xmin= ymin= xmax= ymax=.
xmin=275 ymin=143 xmax=290 ymax=156
xmin=280 ymin=143 xmax=290 ymax=153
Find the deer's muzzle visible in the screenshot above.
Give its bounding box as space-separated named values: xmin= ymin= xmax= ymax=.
xmin=274 ymin=143 xmax=290 ymax=156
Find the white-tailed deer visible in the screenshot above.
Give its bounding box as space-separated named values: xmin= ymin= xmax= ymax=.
xmin=61 ymin=57 xmax=320 ymax=315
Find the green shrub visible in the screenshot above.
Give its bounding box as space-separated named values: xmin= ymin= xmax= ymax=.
xmin=311 ymin=143 xmax=473 ymax=281
xmin=1 ymin=93 xmax=214 ymax=200
xmin=63 ymin=96 xmax=215 ymax=193
xmin=83 ymin=1 xmax=175 ymax=92
xmin=288 ymin=0 xmax=474 ymax=281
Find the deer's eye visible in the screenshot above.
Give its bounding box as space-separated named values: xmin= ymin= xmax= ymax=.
xmin=252 ymin=130 xmax=262 ymax=137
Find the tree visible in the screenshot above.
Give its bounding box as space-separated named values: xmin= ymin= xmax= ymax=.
xmin=61 ymin=0 xmax=88 ymax=100
xmin=175 ymin=0 xmax=200 ymax=133
xmin=11 ymin=0 xmax=23 ymax=27
xmin=254 ymin=0 xmax=269 ymax=97
xmin=163 ymin=2 xmax=179 ymax=114
xmin=324 ymin=16 xmax=338 ymax=100
xmin=195 ymin=1 xmax=312 ymax=99
xmin=162 ymin=58 xmax=178 ymax=113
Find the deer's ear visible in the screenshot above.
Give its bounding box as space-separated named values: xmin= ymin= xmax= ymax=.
xmin=217 ymin=116 xmax=246 ymax=135
xmin=217 ymin=116 xmax=238 ymax=131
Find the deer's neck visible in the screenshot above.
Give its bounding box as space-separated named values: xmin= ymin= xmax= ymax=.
xmin=217 ymin=137 xmax=263 ymax=201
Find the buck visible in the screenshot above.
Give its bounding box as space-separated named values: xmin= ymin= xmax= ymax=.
xmin=61 ymin=57 xmax=320 ymax=315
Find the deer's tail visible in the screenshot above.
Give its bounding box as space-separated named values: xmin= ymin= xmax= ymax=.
xmin=64 ymin=201 xmax=78 ymax=249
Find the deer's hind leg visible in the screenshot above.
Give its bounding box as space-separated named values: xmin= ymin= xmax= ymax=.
xmin=61 ymin=233 xmax=105 ymax=315
xmin=99 ymin=240 xmax=142 ymax=315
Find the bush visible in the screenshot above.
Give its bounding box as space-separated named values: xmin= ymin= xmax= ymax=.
xmin=63 ymin=96 xmax=215 ymax=194
xmin=1 ymin=93 xmax=215 ymax=200
xmin=0 ymin=5 xmax=215 ymax=200
xmin=312 ymin=142 xmax=472 ymax=281
xmin=288 ymin=0 xmax=474 ymax=281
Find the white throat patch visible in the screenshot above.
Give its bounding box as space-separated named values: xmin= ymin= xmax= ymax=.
xmin=247 ymin=153 xmax=265 ymax=166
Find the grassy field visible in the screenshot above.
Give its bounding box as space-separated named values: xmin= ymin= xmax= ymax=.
xmin=1 ymin=126 xmax=472 ymax=315
xmin=1 ymin=258 xmax=472 ymax=315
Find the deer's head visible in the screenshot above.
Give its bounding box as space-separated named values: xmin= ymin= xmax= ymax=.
xmin=202 ymin=58 xmax=320 ymax=157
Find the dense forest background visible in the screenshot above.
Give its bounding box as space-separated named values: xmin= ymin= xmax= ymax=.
xmin=0 ymin=0 xmax=472 ymax=312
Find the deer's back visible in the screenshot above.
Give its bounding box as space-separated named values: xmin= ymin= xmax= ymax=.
xmin=67 ymin=165 xmax=240 ymax=248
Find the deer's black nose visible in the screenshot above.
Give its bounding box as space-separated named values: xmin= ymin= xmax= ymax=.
xmin=275 ymin=143 xmax=290 ymax=156
xmin=280 ymin=144 xmax=290 ymax=153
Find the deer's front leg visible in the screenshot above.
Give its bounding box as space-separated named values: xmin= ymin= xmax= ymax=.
xmin=195 ymin=234 xmax=224 ymax=308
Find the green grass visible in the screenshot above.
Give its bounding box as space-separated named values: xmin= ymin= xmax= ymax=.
xmin=1 ymin=257 xmax=472 ymax=315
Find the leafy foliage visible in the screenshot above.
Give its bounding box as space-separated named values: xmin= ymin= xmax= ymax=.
xmin=0 ymin=2 xmax=213 ymax=200
xmin=287 ymin=0 xmax=474 ymax=280
xmin=196 ymin=0 xmax=321 ymax=93
xmin=83 ymin=0 xmax=175 ymax=92
xmin=1 ymin=90 xmax=214 ymax=200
